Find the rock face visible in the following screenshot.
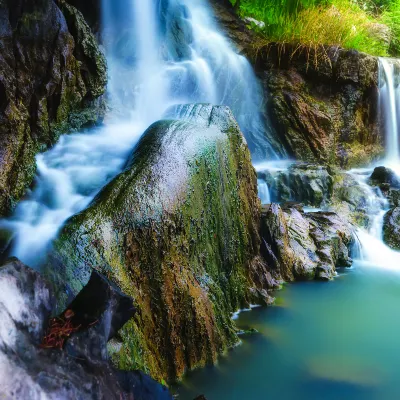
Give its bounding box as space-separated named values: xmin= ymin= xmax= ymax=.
xmin=260 ymin=204 xmax=353 ymax=281
xmin=0 ymin=258 xmax=171 ymax=400
xmin=0 ymin=0 xmax=107 ymax=217
xmin=258 ymin=162 xmax=375 ymax=227
xmin=383 ymin=207 xmax=400 ymax=250
xmin=46 ymin=104 xmax=271 ymax=381
xmin=256 ymin=45 xmax=382 ymax=167
xmin=261 ymin=163 xmax=334 ymax=207
xmin=209 ymin=4 xmax=383 ymax=167
xmin=370 ymin=166 xmax=400 ymax=188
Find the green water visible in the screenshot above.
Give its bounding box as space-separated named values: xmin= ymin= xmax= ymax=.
xmin=176 ymin=264 xmax=400 ymax=399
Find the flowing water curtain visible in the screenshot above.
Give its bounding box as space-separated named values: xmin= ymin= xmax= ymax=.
xmin=103 ymin=0 xmax=278 ymax=159
xmin=379 ymin=58 xmax=400 ymax=163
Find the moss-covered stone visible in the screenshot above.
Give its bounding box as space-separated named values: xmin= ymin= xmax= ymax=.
xmin=46 ymin=104 xmax=270 ymax=382
xmin=0 ymin=0 xmax=107 ymax=217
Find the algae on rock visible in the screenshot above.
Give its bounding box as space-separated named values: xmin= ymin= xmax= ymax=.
xmin=0 ymin=0 xmax=107 ymax=217
xmin=46 ymin=104 xmax=271 ymax=382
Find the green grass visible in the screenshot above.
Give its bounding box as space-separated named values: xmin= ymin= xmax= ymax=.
xmin=231 ymin=0 xmax=400 ymax=57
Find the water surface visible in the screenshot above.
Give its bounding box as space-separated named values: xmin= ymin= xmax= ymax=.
xmin=177 ymin=264 xmax=400 ymax=399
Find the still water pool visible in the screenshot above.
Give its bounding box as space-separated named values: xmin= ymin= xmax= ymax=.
xmin=176 ymin=263 xmax=400 ymax=399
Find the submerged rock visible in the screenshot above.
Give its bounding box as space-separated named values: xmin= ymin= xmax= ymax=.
xmin=383 ymin=207 xmax=400 ymax=250
xmin=0 ymin=0 xmax=107 ymax=217
xmin=260 ymin=204 xmax=353 ymax=281
xmin=46 ymin=104 xmax=269 ymax=381
xmin=0 ymin=258 xmax=171 ymax=399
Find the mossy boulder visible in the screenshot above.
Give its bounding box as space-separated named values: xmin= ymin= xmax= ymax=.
xmin=0 ymin=0 xmax=107 ymax=217
xmin=46 ymin=104 xmax=270 ymax=382
xmin=383 ymin=207 xmax=400 ymax=250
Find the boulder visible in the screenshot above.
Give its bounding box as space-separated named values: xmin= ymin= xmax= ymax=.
xmin=0 ymin=0 xmax=107 ymax=216
xmin=260 ymin=204 xmax=353 ymax=281
xmin=46 ymin=104 xmax=269 ymax=381
xmin=383 ymin=207 xmax=400 ymax=250
xmin=330 ymin=172 xmax=375 ymax=228
xmin=0 ymin=258 xmax=171 ymax=400
xmin=370 ymin=166 xmax=400 ymax=188
xmin=266 ymin=163 xmax=333 ymax=207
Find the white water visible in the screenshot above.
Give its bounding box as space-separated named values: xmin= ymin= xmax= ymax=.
xmin=349 ymin=167 xmax=400 ymax=271
xmin=0 ymin=0 xmax=274 ymax=267
xmin=257 ymin=179 xmax=271 ymax=204
xmin=348 ymin=60 xmax=400 ymax=269
xmin=379 ymin=58 xmax=400 ymax=165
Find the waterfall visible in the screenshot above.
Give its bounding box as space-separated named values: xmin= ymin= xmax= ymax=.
xmin=257 ymin=179 xmax=271 ymax=204
xmin=349 ymin=168 xmax=400 ymax=270
xmin=0 ymin=0 xmax=274 ymax=267
xmin=379 ymin=58 xmax=400 ymax=165
xmin=348 ymin=60 xmax=400 ymax=269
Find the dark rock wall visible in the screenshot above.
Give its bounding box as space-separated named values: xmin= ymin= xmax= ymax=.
xmin=0 ymin=0 xmax=107 ymax=217
xmin=0 ymin=258 xmax=172 ymax=400
xmin=257 ymin=45 xmax=383 ymax=167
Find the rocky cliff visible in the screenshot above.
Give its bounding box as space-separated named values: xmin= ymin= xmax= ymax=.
xmin=256 ymin=45 xmax=382 ymax=167
xmin=0 ymin=0 xmax=107 ymax=217
xmin=210 ymin=2 xmax=384 ymax=168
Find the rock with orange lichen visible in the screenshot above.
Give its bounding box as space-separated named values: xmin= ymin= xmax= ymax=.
xmin=46 ymin=104 xmax=270 ymax=382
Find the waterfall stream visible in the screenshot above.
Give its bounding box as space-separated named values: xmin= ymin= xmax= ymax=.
xmin=379 ymin=58 xmax=400 ymax=164
xmin=350 ymin=58 xmax=400 ymax=268
xmin=0 ymin=0 xmax=274 ymax=268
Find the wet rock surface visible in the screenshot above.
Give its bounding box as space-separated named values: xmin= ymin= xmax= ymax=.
xmin=208 ymin=5 xmax=383 ymax=167
xmin=383 ymin=207 xmax=400 ymax=250
xmin=258 ymin=45 xmax=382 ymax=167
xmin=0 ymin=0 xmax=107 ymax=217
xmin=370 ymin=166 xmax=400 ymax=188
xmin=46 ymin=104 xmax=268 ymax=381
xmin=260 ymin=204 xmax=353 ymax=281
xmin=262 ymin=163 xmax=334 ymax=207
xmin=0 ymin=258 xmax=171 ymax=400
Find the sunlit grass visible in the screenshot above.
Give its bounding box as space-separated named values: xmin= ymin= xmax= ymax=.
xmin=232 ymin=0 xmax=400 ymax=56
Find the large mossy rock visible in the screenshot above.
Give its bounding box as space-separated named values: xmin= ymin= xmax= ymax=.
xmin=260 ymin=204 xmax=353 ymax=281
xmin=46 ymin=104 xmax=270 ymax=381
xmin=0 ymin=0 xmax=107 ymax=216
xmin=383 ymin=207 xmax=400 ymax=250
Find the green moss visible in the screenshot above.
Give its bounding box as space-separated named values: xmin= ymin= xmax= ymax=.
xmin=46 ymin=106 xmax=262 ymax=382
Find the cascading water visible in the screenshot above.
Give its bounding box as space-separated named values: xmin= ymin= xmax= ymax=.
xmin=349 ymin=60 xmax=400 ymax=268
xmin=0 ymin=0 xmax=275 ymax=267
xmin=379 ymin=58 xmax=400 ymax=165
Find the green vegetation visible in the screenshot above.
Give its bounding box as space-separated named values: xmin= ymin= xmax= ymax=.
xmin=231 ymin=0 xmax=400 ymax=56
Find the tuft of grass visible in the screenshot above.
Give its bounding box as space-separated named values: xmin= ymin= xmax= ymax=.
xmin=232 ymin=0 xmax=400 ymax=57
